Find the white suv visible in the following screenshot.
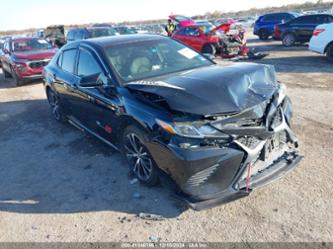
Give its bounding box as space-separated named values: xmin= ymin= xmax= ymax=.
xmin=309 ymin=22 xmax=333 ymax=61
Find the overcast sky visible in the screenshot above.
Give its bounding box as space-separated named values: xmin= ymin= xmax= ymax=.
xmin=1 ymin=0 xmax=332 ymax=31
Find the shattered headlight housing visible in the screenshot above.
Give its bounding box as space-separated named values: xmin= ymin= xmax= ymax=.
xmin=156 ymin=119 xmax=230 ymax=139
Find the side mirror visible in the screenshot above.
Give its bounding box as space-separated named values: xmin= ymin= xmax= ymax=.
xmin=79 ymin=73 xmax=104 ymax=87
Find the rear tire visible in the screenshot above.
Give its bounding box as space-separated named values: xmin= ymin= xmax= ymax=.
xmin=3 ymin=69 xmax=11 ymax=78
xmin=282 ymin=33 xmax=296 ymax=47
xmin=326 ymin=44 xmax=333 ymax=62
xmin=258 ymin=29 xmax=269 ymax=40
xmin=46 ymin=87 xmax=67 ymax=123
xmin=202 ymin=44 xmax=216 ymax=55
xmin=122 ymin=125 xmax=159 ymax=187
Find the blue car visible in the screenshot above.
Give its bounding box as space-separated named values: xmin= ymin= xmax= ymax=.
xmin=254 ymin=12 xmax=298 ymax=40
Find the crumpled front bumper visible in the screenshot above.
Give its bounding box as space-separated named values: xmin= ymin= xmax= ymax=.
xmin=147 ymin=95 xmax=303 ymax=210
xmin=148 ymin=139 xmax=302 ymax=210
xmin=184 ymin=151 xmax=303 ymax=211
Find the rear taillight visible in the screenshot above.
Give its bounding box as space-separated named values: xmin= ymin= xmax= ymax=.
xmin=274 ymin=25 xmax=281 ymax=37
xmin=313 ymin=29 xmax=325 ymax=36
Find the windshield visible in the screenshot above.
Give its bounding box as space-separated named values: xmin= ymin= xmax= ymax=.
xmin=106 ymin=38 xmax=213 ymax=83
xmin=88 ymin=28 xmax=115 ymax=38
xmin=197 ymin=23 xmax=216 ymax=33
xmin=13 ymin=38 xmax=52 ymax=52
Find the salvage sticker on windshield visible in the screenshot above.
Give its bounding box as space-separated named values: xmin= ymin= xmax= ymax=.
xmin=177 ymin=48 xmax=198 ymax=59
xmin=38 ymin=39 xmax=48 ymax=44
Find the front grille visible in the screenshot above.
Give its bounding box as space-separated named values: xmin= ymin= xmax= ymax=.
xmin=29 ymin=60 xmax=50 ymax=69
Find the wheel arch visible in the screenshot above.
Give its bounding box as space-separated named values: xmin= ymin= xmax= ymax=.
xmin=115 ymin=114 xmax=154 ymax=143
xmin=324 ymin=41 xmax=333 ymax=53
xmin=282 ymin=31 xmax=297 ymax=39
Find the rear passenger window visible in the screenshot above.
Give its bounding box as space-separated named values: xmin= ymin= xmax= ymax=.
xmin=294 ymin=16 xmax=315 ymax=24
xmin=77 ymin=50 xmax=102 ymax=77
xmin=262 ymin=15 xmax=277 ymax=22
xmin=61 ymin=49 xmax=77 ymax=74
xmin=319 ymin=15 xmax=333 ymax=24
xmin=282 ymin=14 xmax=294 ymax=22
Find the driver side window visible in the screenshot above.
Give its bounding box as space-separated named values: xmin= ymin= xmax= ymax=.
xmin=186 ymin=28 xmax=200 ymax=37
xmin=77 ymin=49 xmax=102 ymax=77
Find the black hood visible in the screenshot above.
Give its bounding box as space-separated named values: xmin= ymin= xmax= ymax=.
xmin=126 ymin=63 xmax=279 ymax=115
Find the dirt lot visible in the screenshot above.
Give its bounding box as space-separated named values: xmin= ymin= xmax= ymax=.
xmin=0 ymin=37 xmax=332 ymax=242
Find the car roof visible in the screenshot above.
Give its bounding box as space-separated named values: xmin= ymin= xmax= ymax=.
xmin=86 ymin=27 xmax=110 ymax=30
xmin=297 ymin=13 xmax=333 ymax=17
xmin=261 ymin=12 xmax=295 ymax=17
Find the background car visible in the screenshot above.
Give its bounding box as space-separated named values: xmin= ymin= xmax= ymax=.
xmin=172 ymin=25 xmax=220 ymax=54
xmin=0 ymin=38 xmax=6 ymax=67
xmin=254 ymin=12 xmax=298 ymax=40
xmin=113 ymin=26 xmax=138 ymax=35
xmin=67 ymin=27 xmax=116 ymax=42
xmin=275 ymin=14 xmax=333 ymax=46
xmin=0 ymin=37 xmax=57 ymax=86
xmin=43 ymin=25 xmax=66 ymax=47
xmin=309 ymin=22 xmax=333 ymax=61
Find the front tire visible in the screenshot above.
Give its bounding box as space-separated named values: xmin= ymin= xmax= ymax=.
xmin=122 ymin=125 xmax=159 ymax=186
xmin=326 ymin=44 xmax=333 ymax=62
xmin=46 ymin=88 xmax=67 ymax=123
xmin=12 ymin=71 xmax=24 ymax=86
xmin=3 ymin=68 xmax=12 ymax=78
xmin=202 ymin=44 xmax=216 ymax=55
xmin=282 ymin=33 xmax=296 ymax=47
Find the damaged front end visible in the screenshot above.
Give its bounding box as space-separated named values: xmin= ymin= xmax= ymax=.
xmin=126 ymin=63 xmax=303 ymax=210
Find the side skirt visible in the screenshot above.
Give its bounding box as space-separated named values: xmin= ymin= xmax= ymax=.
xmin=67 ymin=116 xmax=120 ymax=152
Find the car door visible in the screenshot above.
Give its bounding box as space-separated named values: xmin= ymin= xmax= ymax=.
xmin=186 ymin=27 xmax=204 ymax=52
xmin=72 ymin=46 xmax=121 ymax=144
xmin=52 ymin=48 xmax=80 ymax=117
xmin=293 ymin=16 xmax=315 ymax=41
xmin=173 ymin=27 xmax=190 ymax=45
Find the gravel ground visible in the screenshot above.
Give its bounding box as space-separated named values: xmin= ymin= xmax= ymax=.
xmin=0 ymin=37 xmax=332 ymax=242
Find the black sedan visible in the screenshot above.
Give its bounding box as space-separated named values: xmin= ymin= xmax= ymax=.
xmin=275 ymin=14 xmax=333 ymax=46
xmin=43 ymin=34 xmax=302 ymax=210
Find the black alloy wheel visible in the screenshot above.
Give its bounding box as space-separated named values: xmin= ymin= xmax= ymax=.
xmin=122 ymin=125 xmax=159 ymax=186
xmin=47 ymin=88 xmax=66 ymax=123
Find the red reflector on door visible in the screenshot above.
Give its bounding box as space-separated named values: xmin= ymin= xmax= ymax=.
xmin=104 ymin=125 xmax=112 ymax=134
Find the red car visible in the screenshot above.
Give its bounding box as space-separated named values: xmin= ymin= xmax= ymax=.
xmin=1 ymin=37 xmax=57 ymax=86
xmin=172 ymin=25 xmax=220 ymax=54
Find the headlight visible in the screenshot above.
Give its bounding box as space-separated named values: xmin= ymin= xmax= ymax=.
xmin=13 ymin=58 xmax=28 ymax=68
xmin=156 ymin=119 xmax=229 ymax=139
